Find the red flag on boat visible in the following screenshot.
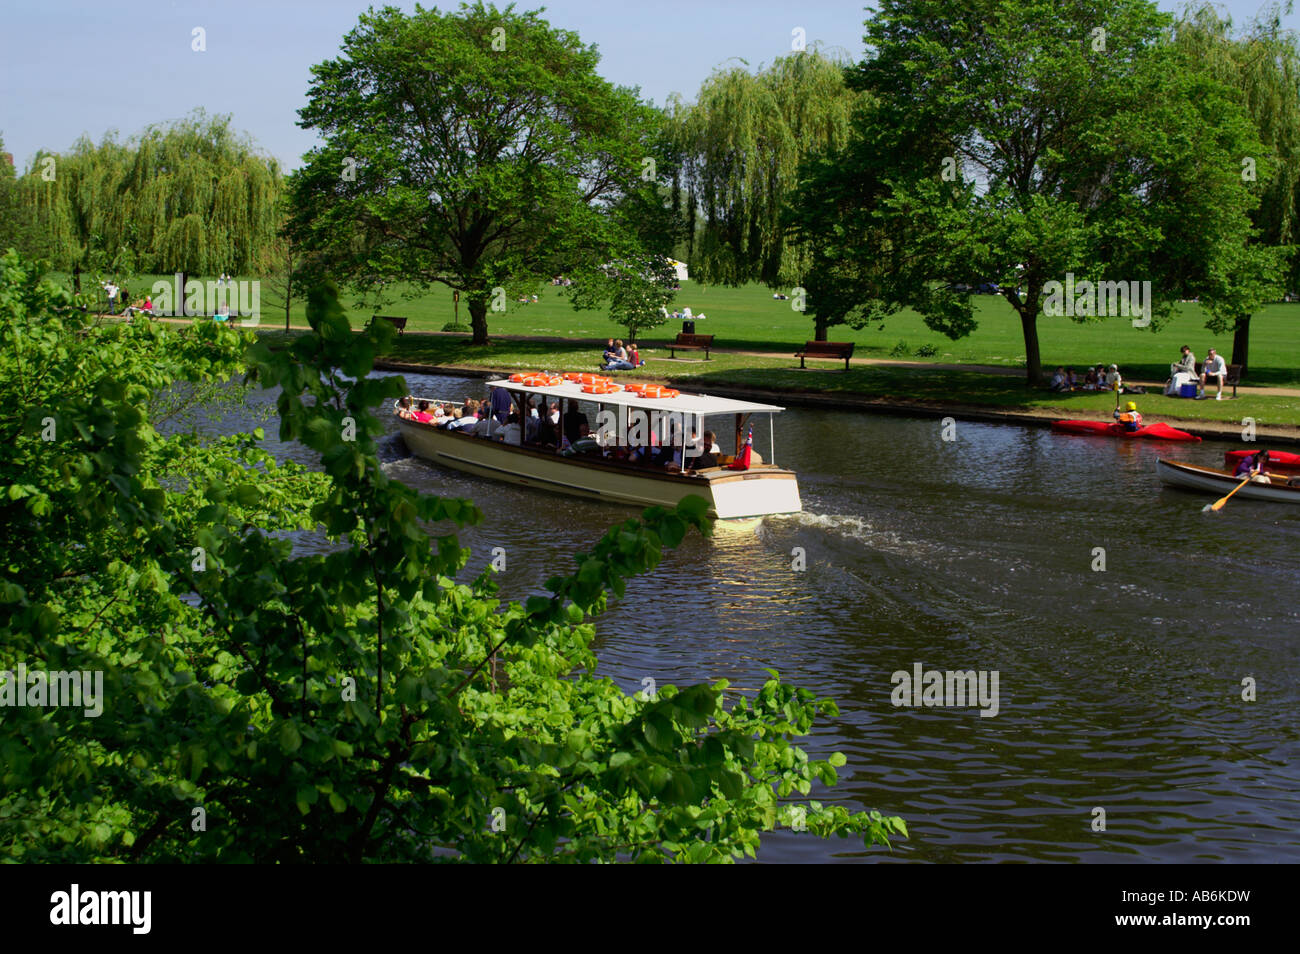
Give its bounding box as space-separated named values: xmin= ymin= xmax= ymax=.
xmin=727 ymin=424 xmax=753 ymax=470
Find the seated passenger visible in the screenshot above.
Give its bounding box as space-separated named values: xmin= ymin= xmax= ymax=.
xmin=411 ymin=400 xmax=434 ymax=424
xmin=396 ymin=397 xmax=414 ymax=419
xmin=687 ymin=430 xmax=719 ymax=471
xmin=499 ymin=408 xmax=522 ymax=445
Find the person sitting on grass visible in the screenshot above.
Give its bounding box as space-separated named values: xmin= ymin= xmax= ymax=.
xmin=1048 ymin=367 xmax=1068 ymax=392
xmin=1083 ymin=366 xmax=1100 ymax=390
xmin=602 ymin=339 xmax=634 ymax=372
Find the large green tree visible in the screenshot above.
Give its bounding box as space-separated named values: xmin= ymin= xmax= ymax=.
xmin=1174 ymin=2 xmax=1300 ymax=374
xmin=286 ymin=2 xmax=667 ymax=346
xmin=0 ymin=250 xmax=905 ymax=861
xmin=671 ymin=49 xmax=860 ymax=289
xmin=796 ymin=0 xmax=1278 ymax=383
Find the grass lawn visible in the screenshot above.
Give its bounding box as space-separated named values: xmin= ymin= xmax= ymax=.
xmin=65 ymin=270 xmax=1300 ymax=390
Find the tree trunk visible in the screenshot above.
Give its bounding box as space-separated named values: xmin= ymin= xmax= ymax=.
xmin=72 ymin=263 xmax=81 ymax=294
xmin=1019 ymin=304 xmax=1042 ymax=385
xmin=469 ymin=298 xmax=489 ymax=345
xmin=179 ymin=270 xmax=188 ymax=317
xmin=285 ymin=293 xmax=291 ymax=332
xmin=1231 ymin=315 xmax=1250 ymax=378
xmin=814 ymin=314 xmax=828 ymax=341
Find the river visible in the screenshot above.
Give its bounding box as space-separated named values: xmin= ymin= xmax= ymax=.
xmin=224 ymin=371 xmax=1300 ymax=863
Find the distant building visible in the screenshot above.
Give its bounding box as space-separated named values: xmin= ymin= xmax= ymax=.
xmin=666 ymin=258 xmax=689 ymax=282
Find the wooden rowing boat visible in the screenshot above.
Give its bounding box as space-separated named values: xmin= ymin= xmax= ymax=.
xmin=1155 ymin=458 xmax=1300 ymax=504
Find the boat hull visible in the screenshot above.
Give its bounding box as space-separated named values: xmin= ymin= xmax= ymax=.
xmin=1156 ymin=459 xmax=1300 ymax=503
xmin=1052 ymin=420 xmax=1201 ymax=442
xmin=397 ymin=420 xmax=802 ymax=519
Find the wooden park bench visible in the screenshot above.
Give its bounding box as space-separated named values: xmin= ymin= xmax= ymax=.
xmin=669 ymin=333 xmax=714 ymax=359
xmin=370 ymin=315 xmax=409 ymax=336
xmin=1194 ymin=361 xmax=1243 ymax=398
xmin=795 ymin=340 xmax=855 ymax=371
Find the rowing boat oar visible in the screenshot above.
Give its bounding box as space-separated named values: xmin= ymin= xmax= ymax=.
xmin=1203 ymin=473 xmax=1253 ymax=512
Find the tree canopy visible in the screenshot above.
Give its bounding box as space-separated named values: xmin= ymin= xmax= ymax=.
xmin=1173 ymin=2 xmax=1300 ymax=372
xmin=17 ymin=111 xmax=281 ymax=303
xmin=792 ymin=0 xmax=1279 ymax=381
xmin=286 ymin=2 xmax=669 ymax=346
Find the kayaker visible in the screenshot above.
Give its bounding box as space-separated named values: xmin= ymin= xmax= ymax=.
xmin=1113 ymin=401 xmax=1143 ymax=432
xmin=1234 ymin=449 xmax=1272 ymax=483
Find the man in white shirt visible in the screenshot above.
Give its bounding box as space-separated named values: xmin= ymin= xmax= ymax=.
xmin=1200 ymin=348 xmax=1228 ymax=400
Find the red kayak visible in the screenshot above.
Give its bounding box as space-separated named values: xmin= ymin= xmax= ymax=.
xmin=1051 ymin=420 xmax=1202 ymax=442
xmin=1225 ymin=449 xmax=1300 ymax=472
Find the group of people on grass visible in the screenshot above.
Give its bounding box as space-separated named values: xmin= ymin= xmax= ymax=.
xmin=1049 ymin=363 xmax=1125 ymax=393
xmin=601 ymin=338 xmax=643 ymax=371
xmin=396 ymin=392 xmax=722 ymax=473
xmin=1045 ymin=346 xmax=1231 ymax=400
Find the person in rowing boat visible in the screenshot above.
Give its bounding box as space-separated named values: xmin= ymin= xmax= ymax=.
xmin=1233 ymin=449 xmax=1272 ymax=484
xmin=1113 ymin=401 xmax=1143 ymax=432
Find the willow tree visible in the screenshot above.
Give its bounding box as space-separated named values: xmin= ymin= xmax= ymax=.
xmin=123 ymin=111 xmax=282 ymax=311
xmin=19 ymin=135 xmax=129 ymax=293
xmin=671 ymin=49 xmax=860 ymax=289
xmin=1175 ymin=3 xmax=1300 ymax=374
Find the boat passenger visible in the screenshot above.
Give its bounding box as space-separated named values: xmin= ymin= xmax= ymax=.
xmin=563 ymin=404 xmax=588 ymax=444
xmin=490 ymin=384 xmax=513 ymax=424
xmin=499 ymin=408 xmax=522 ymax=445
xmin=411 ymin=400 xmax=434 ymax=424
xmin=687 ymin=431 xmax=719 ymax=472
xmin=397 ymin=396 xmax=414 ymax=420
xmin=1113 ymin=401 xmax=1142 ymax=432
xmin=1234 ymin=449 xmax=1272 ymax=483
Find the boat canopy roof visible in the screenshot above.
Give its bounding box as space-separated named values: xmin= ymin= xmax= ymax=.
xmin=487 ymin=379 xmax=785 ymax=416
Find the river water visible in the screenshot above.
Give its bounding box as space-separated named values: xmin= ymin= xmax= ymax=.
xmin=227 ymin=371 xmax=1300 ymax=863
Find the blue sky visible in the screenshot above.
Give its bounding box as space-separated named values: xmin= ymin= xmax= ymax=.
xmin=1 ymin=0 xmax=1295 ymax=171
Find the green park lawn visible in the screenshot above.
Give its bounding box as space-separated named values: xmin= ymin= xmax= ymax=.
xmin=96 ymin=271 xmax=1300 ymax=385
xmin=66 ymin=270 xmax=1300 ymax=424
